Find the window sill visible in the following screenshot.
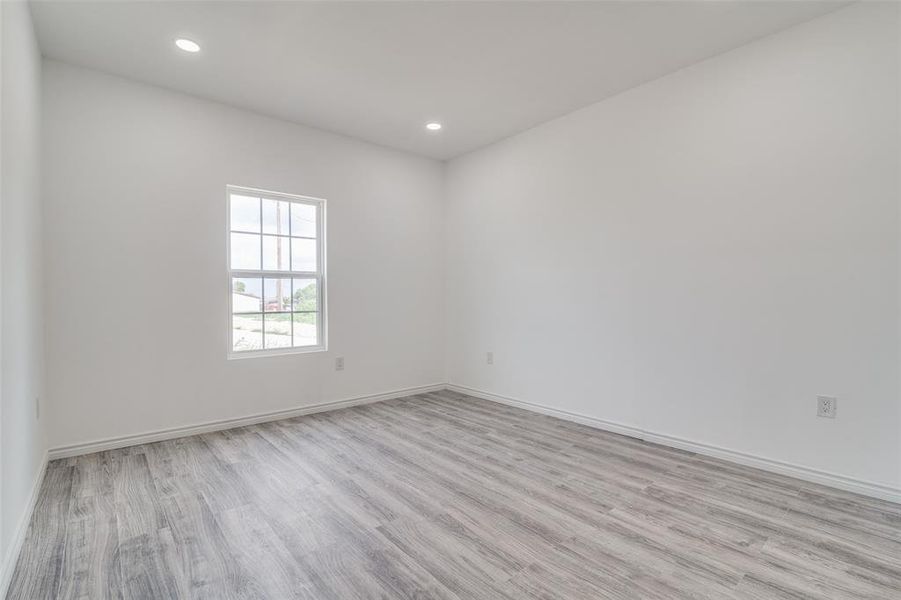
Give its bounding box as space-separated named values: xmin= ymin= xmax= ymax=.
xmin=227 ymin=345 xmax=327 ymax=360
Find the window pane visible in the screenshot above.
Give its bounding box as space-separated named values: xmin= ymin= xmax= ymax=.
xmin=230 ymin=194 xmax=260 ymax=233
xmin=291 ymin=203 xmax=317 ymax=238
xmin=232 ymin=314 xmax=263 ymax=352
xmin=262 ymin=199 xmax=290 ymax=235
xmin=292 ymin=278 xmax=317 ymax=311
xmin=291 ymin=238 xmax=317 ymax=272
xmin=232 ymin=277 xmax=262 ymax=313
xmin=230 ymin=233 xmax=261 ymax=270
xmin=262 ymin=235 xmax=290 ymax=271
xmin=292 ymin=313 xmax=318 ymax=347
xmin=264 ymin=314 xmax=292 ymax=349
xmin=264 ymin=277 xmax=292 ymax=312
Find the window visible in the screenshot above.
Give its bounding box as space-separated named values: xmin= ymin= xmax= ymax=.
xmin=227 ymin=185 xmax=326 ymax=357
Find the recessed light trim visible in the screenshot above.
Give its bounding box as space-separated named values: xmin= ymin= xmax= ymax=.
xmin=425 ymin=122 xmax=442 ymax=131
xmin=175 ymin=38 xmax=201 ymax=53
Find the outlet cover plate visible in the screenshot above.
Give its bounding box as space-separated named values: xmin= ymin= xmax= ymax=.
xmin=817 ymin=395 xmax=837 ymax=418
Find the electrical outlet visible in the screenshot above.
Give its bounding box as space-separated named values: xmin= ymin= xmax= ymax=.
xmin=335 ymin=356 xmax=345 ymax=371
xmin=486 ymin=351 xmax=494 ymax=365
xmin=817 ymin=395 xmax=837 ymax=418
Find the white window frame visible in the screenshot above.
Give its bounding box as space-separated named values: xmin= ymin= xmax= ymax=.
xmin=226 ymin=184 xmax=327 ymax=359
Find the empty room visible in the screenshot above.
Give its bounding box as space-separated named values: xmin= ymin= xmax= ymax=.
xmin=1 ymin=0 xmax=899 ymax=598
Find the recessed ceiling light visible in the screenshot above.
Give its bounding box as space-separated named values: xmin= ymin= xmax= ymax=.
xmin=175 ymin=38 xmax=201 ymax=53
xmin=425 ymin=122 xmax=442 ymax=131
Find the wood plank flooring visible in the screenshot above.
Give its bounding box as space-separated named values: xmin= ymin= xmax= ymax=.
xmin=7 ymin=390 xmax=901 ymax=599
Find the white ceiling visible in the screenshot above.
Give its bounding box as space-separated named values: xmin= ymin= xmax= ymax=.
xmin=31 ymin=1 xmax=847 ymax=160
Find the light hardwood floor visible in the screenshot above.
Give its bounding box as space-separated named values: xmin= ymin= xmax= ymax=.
xmin=7 ymin=390 xmax=901 ymax=599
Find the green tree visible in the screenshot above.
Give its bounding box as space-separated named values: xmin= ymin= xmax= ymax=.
xmin=292 ymin=282 xmax=317 ymax=311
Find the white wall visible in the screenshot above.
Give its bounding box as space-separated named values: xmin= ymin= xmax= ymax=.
xmin=36 ymin=2 xmax=901 ymax=500
xmin=0 ymin=0 xmax=45 ymax=585
xmin=446 ymin=2 xmax=900 ymax=492
xmin=42 ymin=61 xmax=445 ymax=449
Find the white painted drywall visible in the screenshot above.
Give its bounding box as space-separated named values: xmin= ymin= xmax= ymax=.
xmin=445 ymin=2 xmax=900 ymax=490
xmin=42 ymin=61 xmax=445 ymax=449
xmin=39 ymin=2 xmax=901 ymax=496
xmin=1 ymin=0 xmax=45 ymax=579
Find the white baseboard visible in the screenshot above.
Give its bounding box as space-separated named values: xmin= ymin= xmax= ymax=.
xmin=40 ymin=380 xmax=901 ymax=504
xmin=0 ymin=450 xmax=49 ymax=599
xmin=446 ymin=383 xmax=901 ymax=505
xmin=48 ymin=383 xmax=445 ymax=460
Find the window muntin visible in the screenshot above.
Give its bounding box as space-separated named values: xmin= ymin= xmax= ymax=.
xmin=227 ymin=186 xmax=325 ymax=356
